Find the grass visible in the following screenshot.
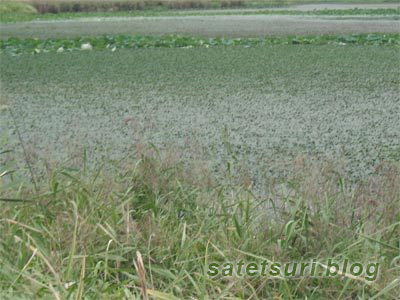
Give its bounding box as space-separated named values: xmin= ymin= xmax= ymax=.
xmin=0 ymin=0 xmax=282 ymax=21
xmin=1 ymin=141 xmax=399 ymax=298
xmin=1 ymin=7 xmax=399 ymax=22
xmin=5 ymin=0 xmax=397 ymax=15
xmin=4 ymin=0 xmax=248 ymax=14
xmin=0 ymin=1 xmax=37 ymax=14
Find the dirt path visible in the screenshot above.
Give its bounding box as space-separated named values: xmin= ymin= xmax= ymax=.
xmin=1 ymin=14 xmax=399 ymax=38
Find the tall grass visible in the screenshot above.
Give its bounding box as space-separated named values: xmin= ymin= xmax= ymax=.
xmin=5 ymin=0 xmax=249 ymax=14
xmin=8 ymin=0 xmax=384 ymax=14
xmin=1 ymin=142 xmax=399 ymax=298
xmin=0 ymin=1 xmax=37 ymax=15
xmin=2 ymin=0 xmax=397 ymax=19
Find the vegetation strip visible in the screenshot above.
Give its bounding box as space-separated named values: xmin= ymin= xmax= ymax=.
xmin=1 ymin=8 xmax=399 ymax=23
xmin=1 ymin=152 xmax=399 ymax=298
xmin=1 ymin=33 xmax=399 ymax=55
xmin=5 ymin=0 xmax=397 ymax=16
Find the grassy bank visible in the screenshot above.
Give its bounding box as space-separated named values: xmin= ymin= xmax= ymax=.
xmin=5 ymin=0 xmax=397 ymax=15
xmin=1 ymin=0 xmax=399 ymax=23
xmin=2 ymin=0 xmax=247 ymax=15
xmin=1 ymin=142 xmax=399 ymax=298
xmin=1 ymin=7 xmax=399 ymax=22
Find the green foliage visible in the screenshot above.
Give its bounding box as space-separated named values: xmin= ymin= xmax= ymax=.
xmin=1 ymin=33 xmax=399 ymax=55
xmin=0 ymin=1 xmax=37 ymax=15
xmin=26 ymin=0 xmax=247 ymax=14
